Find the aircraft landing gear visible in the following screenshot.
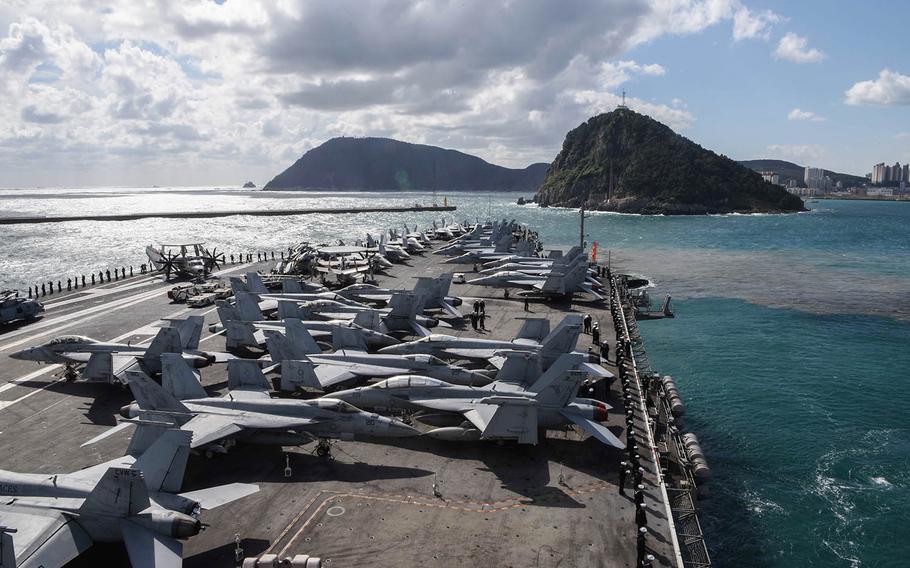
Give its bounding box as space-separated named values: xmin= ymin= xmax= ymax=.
xmin=62 ymin=365 xmax=79 ymax=382
xmin=315 ymin=438 xmax=333 ymax=458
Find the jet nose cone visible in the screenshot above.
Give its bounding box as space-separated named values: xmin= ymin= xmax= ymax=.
xmin=9 ymin=347 xmax=37 ymax=361
xmin=377 ymin=344 xmax=401 ymax=354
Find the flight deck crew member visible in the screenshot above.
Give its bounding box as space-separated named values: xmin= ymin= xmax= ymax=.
xmin=479 ymin=300 xmax=485 ymax=314
xmin=592 ymin=323 xmax=600 ymax=345
xmin=637 ymin=527 xmax=647 ymax=563
xmin=619 ymin=462 xmax=629 ymax=495
xmin=479 ymin=312 xmax=486 ymax=330
xmin=473 ymin=299 xmax=480 ymax=314
xmin=470 ymin=312 xmax=478 ymax=330
xmin=524 ymin=297 xmax=530 ymax=311
xmin=601 ymin=340 xmax=610 ymax=361
xmin=583 ymin=314 xmax=592 ymax=334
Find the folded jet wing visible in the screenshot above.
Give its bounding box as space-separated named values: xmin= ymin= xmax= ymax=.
xmin=0 ymin=505 xmax=93 ymax=568
xmin=410 ymin=396 xmax=539 ymax=444
xmin=82 ymin=352 xmax=142 ymax=384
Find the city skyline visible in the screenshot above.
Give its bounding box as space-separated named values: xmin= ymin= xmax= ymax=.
xmin=0 ymin=0 xmax=908 ymax=187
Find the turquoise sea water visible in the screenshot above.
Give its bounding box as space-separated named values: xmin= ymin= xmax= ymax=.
xmin=1 ymin=189 xmax=908 ymax=566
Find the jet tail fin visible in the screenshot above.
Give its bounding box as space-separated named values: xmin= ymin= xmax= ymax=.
xmin=490 ymin=351 xmax=541 ymax=387
xmin=81 ymin=468 xmax=149 ymax=518
xmin=284 ymin=318 xmax=321 ymax=355
xmin=280 ymin=360 xmax=321 ymax=391
xmin=0 ymin=526 xmax=16 ymax=568
xmin=132 ymin=428 xmax=192 ymax=493
xmin=246 ymin=272 xmax=269 ymax=294
xmin=540 ymin=272 xmax=566 ymax=295
xmin=516 ymin=318 xmax=551 ymax=344
xmin=229 ymin=276 xmax=248 ymax=295
xmin=160 ymin=353 xmax=207 ymax=400
xmin=217 ymin=302 xmax=241 ymax=325
xmin=332 ymin=326 xmax=369 ymax=351
xmin=164 ymin=316 xmax=203 ymax=350
xmin=145 ymin=327 xmax=183 ymax=362
xmin=352 ymin=310 xmax=383 ymax=332
xmin=235 ymin=292 xmax=265 ymax=321
xmin=539 ymin=314 xmax=583 ymax=356
xmin=123 ymin=412 xmax=177 ymax=455
xmin=282 ymin=279 xmax=303 ymax=294
xmin=224 ymin=321 xmax=263 ymax=350
xmin=264 ymin=330 xmax=294 ymax=363
xmin=277 ymin=299 xmax=303 ymax=320
xmin=528 ymin=363 xmax=586 ymax=408
xmin=124 ymin=369 xmax=191 ymax=417
xmin=227 ymin=360 xmax=271 ymax=393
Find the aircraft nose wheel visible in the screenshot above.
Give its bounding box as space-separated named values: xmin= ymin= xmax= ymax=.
xmin=63 ymin=365 xmax=79 ymax=382
xmin=315 ymin=439 xmax=333 ymax=458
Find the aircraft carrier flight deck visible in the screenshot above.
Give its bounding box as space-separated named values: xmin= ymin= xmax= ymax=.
xmin=0 ymin=228 xmax=708 ymax=568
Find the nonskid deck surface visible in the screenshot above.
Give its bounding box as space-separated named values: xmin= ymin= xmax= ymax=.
xmin=0 ymin=251 xmax=678 ymax=567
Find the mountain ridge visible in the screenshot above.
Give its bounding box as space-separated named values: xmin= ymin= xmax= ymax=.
xmin=265 ymin=137 xmax=548 ymax=192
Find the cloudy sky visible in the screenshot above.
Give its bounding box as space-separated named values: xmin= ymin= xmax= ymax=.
xmin=0 ymin=0 xmax=908 ymax=187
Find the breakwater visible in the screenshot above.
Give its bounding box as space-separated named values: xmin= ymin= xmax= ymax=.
xmin=0 ymin=204 xmax=457 ymax=225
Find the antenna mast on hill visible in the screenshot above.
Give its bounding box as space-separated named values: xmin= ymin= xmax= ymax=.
xmin=618 ymin=90 xmax=628 ymax=110
xmin=432 ymin=158 xmax=437 ymax=204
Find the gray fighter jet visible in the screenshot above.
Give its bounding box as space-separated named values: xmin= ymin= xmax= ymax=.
xmin=0 ymin=421 xmax=257 ymax=568
xmin=214 ymin=305 xmax=399 ymax=351
xmin=477 ymin=246 xmax=584 ymax=274
xmin=118 ymin=355 xmax=419 ymax=456
xmin=276 ymin=352 xmax=492 ymax=392
xmin=8 ymin=317 xmax=225 ymax=384
xmin=275 ymin=292 xmax=442 ymax=336
xmin=467 ymin=261 xmax=604 ymax=300
xmin=335 ymin=273 xmax=463 ymax=318
xmin=260 ymin=320 xmax=490 ymax=390
xmin=331 ymin=352 xmax=622 ymax=447
xmin=378 ymin=314 xmax=583 ymax=369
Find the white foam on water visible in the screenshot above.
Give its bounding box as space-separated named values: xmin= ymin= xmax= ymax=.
xmin=870 ymin=476 xmax=892 ymax=488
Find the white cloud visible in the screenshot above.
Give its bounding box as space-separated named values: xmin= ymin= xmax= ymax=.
xmin=732 ymin=7 xmax=783 ymax=41
xmin=845 ymin=69 xmax=910 ymax=106
xmin=895 ymin=132 xmax=910 ymax=139
xmin=766 ymin=143 xmax=825 ymax=164
xmin=774 ymin=32 xmax=825 ymax=63
xmin=787 ymin=108 xmax=826 ymax=122
xmin=0 ymin=1 xmax=787 ymax=185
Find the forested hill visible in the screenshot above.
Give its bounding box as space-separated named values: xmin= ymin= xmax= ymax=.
xmin=738 ymin=159 xmax=867 ymax=188
xmin=265 ymin=137 xmax=548 ymax=191
xmin=535 ymin=109 xmax=805 ymax=214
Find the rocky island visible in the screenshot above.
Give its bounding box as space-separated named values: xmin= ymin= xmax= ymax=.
xmin=535 ymin=109 xmax=805 ymax=214
xmin=264 ymin=137 xmax=548 ymax=192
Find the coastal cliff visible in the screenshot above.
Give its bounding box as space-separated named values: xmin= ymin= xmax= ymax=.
xmin=265 ymin=137 xmax=548 ymax=191
xmin=535 ymin=109 xmax=805 ymax=214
